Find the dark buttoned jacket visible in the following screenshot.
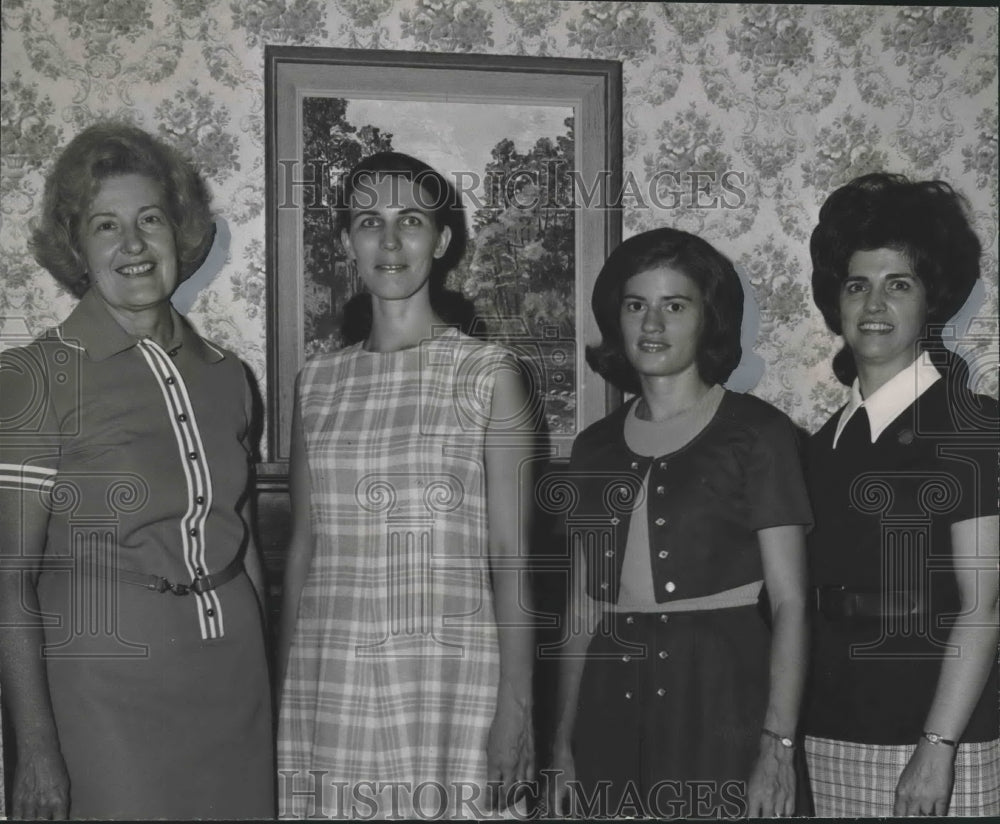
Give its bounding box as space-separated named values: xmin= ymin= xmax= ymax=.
xmin=565 ymin=391 xmax=813 ymax=605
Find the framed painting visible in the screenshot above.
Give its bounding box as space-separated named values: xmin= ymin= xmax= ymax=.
xmin=265 ymin=46 xmax=622 ymax=464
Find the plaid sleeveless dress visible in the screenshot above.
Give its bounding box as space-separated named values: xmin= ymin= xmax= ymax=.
xmin=277 ymin=329 xmax=508 ymax=818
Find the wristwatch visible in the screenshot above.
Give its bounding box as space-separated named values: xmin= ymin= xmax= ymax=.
xmin=762 ymin=728 xmax=795 ymax=749
xmin=922 ymin=731 xmax=957 ymax=747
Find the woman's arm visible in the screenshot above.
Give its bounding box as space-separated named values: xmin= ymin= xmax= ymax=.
xmin=240 ymin=498 xmax=268 ymax=614
xmin=0 ymin=488 xmax=70 ymax=819
xmin=894 ymin=514 xmax=999 ymax=816
xmin=238 ymin=369 xmax=268 ymax=617
xmin=275 ymin=395 xmax=315 ymax=692
xmin=547 ymin=541 xmax=598 ymax=816
xmin=747 ymin=524 xmax=808 ymax=818
xmin=484 ymin=364 xmax=537 ymax=809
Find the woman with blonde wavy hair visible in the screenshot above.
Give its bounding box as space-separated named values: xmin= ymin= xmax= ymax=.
xmin=0 ymin=122 xmax=273 ymax=820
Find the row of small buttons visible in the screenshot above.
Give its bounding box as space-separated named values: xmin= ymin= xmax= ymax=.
xmin=623 ymin=613 xmax=671 ymax=700
xmin=624 ymin=689 xmax=667 ymax=699
xmin=162 ymin=364 xmax=216 ymax=623
xmin=141 ymin=340 xmax=220 ymax=637
xmin=629 ymin=460 xmax=671 ymax=471
xmin=600 ymin=461 xmax=676 ymax=600
xmin=623 ymin=614 xmax=669 ymax=624
xmin=621 ymin=651 xmax=670 ymax=662
xmin=600 ymin=579 xmax=676 ymax=593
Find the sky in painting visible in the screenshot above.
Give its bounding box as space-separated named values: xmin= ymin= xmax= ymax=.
xmin=344 ymin=98 xmax=573 ymax=213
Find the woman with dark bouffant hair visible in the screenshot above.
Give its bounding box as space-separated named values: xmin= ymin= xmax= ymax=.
xmin=0 ymin=122 xmax=273 ymax=819
xmin=549 ymin=228 xmax=812 ymax=818
xmin=276 ymin=152 xmax=535 ymax=818
xmin=804 ymin=173 xmax=999 ymax=816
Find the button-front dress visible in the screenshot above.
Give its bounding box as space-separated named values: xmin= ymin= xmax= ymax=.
xmin=278 ymin=329 xmax=510 ymax=818
xmin=0 ymin=290 xmax=273 ymax=819
xmin=566 ymin=391 xmax=813 ymax=816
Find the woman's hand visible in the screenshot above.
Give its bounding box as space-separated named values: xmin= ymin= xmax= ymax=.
xmin=897 ymin=515 xmax=999 ymax=815
xmin=545 ymin=741 xmax=577 ymax=817
xmin=746 ymin=735 xmax=795 ymax=817
xmin=483 ymin=361 xmax=537 ymax=813
xmin=893 ymin=739 xmax=955 ymax=816
xmin=12 ymin=743 xmax=70 ymax=820
xmin=486 ymin=688 xmax=535 ymax=812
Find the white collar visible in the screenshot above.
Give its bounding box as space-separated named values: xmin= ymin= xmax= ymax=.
xmin=832 ymin=352 xmax=941 ymax=448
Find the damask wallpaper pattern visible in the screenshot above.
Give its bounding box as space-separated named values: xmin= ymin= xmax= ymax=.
xmin=1 ymin=1 xmax=997 ymax=444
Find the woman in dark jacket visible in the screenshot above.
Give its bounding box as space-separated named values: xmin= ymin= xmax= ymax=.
xmin=803 ymin=172 xmax=999 ymax=816
xmin=549 ymin=228 xmax=812 ymax=818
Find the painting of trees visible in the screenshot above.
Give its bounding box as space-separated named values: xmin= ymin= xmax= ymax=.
xmin=301 ymin=96 xmax=393 ymax=356
xmin=300 ymin=100 xmax=577 ymax=433
xmin=451 ymin=119 xmax=576 ymax=433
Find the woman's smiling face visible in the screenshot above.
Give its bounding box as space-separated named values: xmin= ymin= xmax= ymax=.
xmin=620 ymin=265 xmax=705 ymax=382
xmin=81 ymin=173 xmax=178 ymax=315
xmin=839 ymin=247 xmax=928 ymax=378
xmin=341 ymin=174 xmax=451 ymax=304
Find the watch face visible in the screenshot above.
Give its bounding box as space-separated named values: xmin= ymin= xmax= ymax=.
xmin=780 ymin=737 xmax=794 ymax=748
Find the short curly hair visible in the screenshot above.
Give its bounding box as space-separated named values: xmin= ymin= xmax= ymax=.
xmin=586 ymin=228 xmax=744 ymax=395
xmin=29 ymin=121 xmax=214 ymax=297
xmin=810 ymin=172 xmax=981 ymax=385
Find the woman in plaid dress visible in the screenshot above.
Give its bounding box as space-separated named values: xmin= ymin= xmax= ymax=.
xmin=804 ymin=173 xmax=999 ymax=816
xmin=276 ymin=153 xmax=535 ymax=819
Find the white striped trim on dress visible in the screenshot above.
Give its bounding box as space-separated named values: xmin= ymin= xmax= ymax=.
xmin=0 ymin=463 xmax=57 ymax=492
xmin=137 ymin=340 xmax=223 ymax=640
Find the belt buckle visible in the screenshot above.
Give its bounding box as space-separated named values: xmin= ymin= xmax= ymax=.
xmin=169 ymin=581 xmax=190 ymax=596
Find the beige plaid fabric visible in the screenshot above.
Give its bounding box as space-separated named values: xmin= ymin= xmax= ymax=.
xmin=278 ymin=330 xmax=511 ymax=817
xmin=806 ymin=735 xmax=1000 ymax=816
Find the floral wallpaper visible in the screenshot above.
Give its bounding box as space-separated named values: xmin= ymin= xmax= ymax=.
xmin=1 ymin=1 xmax=997 ymax=445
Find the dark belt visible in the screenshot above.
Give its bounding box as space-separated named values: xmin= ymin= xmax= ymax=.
xmin=91 ymin=553 xmax=244 ymax=597
xmin=814 ymin=585 xmax=925 ymax=620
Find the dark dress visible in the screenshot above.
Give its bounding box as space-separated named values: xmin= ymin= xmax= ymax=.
xmin=803 ymin=376 xmax=999 ymax=815
xmin=566 ymin=391 xmax=812 ymax=818
xmin=0 ymin=291 xmax=274 ymax=819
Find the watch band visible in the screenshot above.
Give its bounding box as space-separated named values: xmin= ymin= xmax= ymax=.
xmin=922 ymin=731 xmax=957 ymax=747
xmin=761 ymin=728 xmax=795 ymax=749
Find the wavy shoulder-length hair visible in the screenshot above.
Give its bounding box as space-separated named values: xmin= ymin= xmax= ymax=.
xmin=29 ymin=121 xmax=214 ymax=297
xmin=810 ymin=172 xmax=981 ymax=385
xmin=585 ymin=227 xmax=744 ymax=395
